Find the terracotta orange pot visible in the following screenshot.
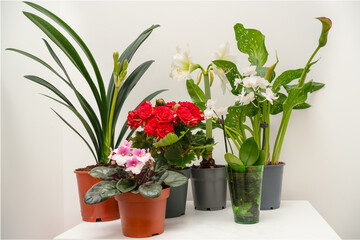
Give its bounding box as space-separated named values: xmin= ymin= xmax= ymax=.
xmin=115 ymin=188 xmax=170 ymax=238
xmin=74 ymin=170 xmax=120 ymax=222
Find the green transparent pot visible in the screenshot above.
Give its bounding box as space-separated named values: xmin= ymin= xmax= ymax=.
xmin=226 ymin=165 xmax=264 ymax=224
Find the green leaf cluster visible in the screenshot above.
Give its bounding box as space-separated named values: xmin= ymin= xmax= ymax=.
xmin=7 ymin=2 xmax=166 ymax=164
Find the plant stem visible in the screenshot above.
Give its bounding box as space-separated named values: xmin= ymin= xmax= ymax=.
xmin=252 ymin=112 xmax=261 ymax=147
xmin=298 ymin=46 xmax=320 ymax=87
xmin=203 ymin=72 xmax=212 ymax=139
xmin=262 ymin=101 xmax=270 ymax=162
xmin=272 ymin=109 xmax=291 ymax=164
xmin=108 ymin=85 xmax=119 ymax=149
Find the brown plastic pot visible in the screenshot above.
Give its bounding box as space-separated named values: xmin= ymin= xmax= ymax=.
xmin=74 ymin=170 xmax=120 ymax=222
xmin=115 ymin=188 xmax=170 ymax=238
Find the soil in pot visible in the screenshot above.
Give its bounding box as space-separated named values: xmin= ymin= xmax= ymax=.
xmin=115 ymin=188 xmax=170 ymax=238
xmin=74 ymin=164 xmax=119 ymax=222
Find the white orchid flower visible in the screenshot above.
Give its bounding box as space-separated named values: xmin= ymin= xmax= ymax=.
xmin=205 ymin=99 xmax=217 ymax=109
xmin=236 ymin=89 xmax=255 ymax=105
xmin=257 ymin=77 xmax=270 ymax=89
xmin=215 ymin=107 xmax=228 ymax=116
xmin=234 ymin=78 xmax=242 ymax=87
xmin=261 ymin=88 xmax=279 ymax=104
xmin=212 ymin=42 xmax=238 ymax=94
xmin=241 ymin=65 xmax=257 ymax=77
xmin=204 ymin=108 xmax=216 ymax=119
xmin=170 ymin=45 xmax=195 ymax=82
xmin=242 ymin=76 xmax=259 ymax=90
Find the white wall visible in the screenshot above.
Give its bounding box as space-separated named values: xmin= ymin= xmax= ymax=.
xmin=2 ymin=1 xmax=360 ymax=239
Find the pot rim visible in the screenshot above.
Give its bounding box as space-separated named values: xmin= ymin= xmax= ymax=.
xmin=191 ymin=165 xmax=226 ymax=171
xmin=74 ymin=170 xmax=90 ymax=174
xmin=264 ymin=162 xmax=286 ymax=168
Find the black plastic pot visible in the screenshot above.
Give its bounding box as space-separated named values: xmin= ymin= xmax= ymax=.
xmin=165 ymin=168 xmax=191 ymax=218
xmin=190 ymin=166 xmax=227 ymax=211
xmin=260 ymin=163 xmax=285 ymax=210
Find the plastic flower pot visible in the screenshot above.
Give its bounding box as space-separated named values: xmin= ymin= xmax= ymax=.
xmin=74 ymin=170 xmax=120 ymax=222
xmin=166 ymin=168 xmax=191 ymax=218
xmin=115 ymin=188 xmax=170 ymax=238
xmin=226 ymin=165 xmax=264 ymax=224
xmin=261 ymin=163 xmax=285 ymax=210
xmin=191 ymin=166 xmax=227 ymax=211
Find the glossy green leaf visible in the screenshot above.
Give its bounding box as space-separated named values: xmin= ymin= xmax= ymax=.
xmin=234 ymin=23 xmax=268 ymax=66
xmin=283 ymin=81 xmax=314 ymax=113
xmin=311 ymin=82 xmax=325 ymax=92
xmin=293 ymin=103 xmax=311 ymax=110
xmin=239 ymin=137 xmax=259 ymax=166
xmin=254 ymin=150 xmax=266 ymax=165
xmin=212 ymin=60 xmax=241 ymax=94
xmin=89 ymin=167 xmax=118 ymax=180
xmin=270 ymin=93 xmax=287 ymax=115
xmin=84 ymin=181 xmax=120 ymax=205
xmin=139 ymin=183 xmax=162 ymax=198
xmin=163 ymin=171 xmax=188 ymax=187
xmin=156 ymin=133 xmax=179 ymax=147
xmin=116 ymin=179 xmax=136 ymax=193
xmin=186 ymin=79 xmax=206 ymax=110
xmin=224 ymin=152 xmax=244 ymax=166
xmin=272 ymin=69 xmax=304 ymax=92
xmin=153 ymin=154 xmax=169 ymax=172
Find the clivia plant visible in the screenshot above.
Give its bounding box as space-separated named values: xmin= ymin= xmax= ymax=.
xmin=84 ymin=140 xmax=188 ymax=203
xmin=6 ymin=2 xmax=166 ymax=167
xmin=127 ymin=99 xmax=213 ymax=169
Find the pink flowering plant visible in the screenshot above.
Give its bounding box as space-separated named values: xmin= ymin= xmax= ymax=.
xmin=84 ymin=140 xmax=188 ymax=203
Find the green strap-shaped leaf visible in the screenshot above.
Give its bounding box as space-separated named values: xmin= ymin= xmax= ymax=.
xmin=111 ymin=61 xmax=154 ymax=142
xmin=234 ymin=23 xmax=268 ymax=66
xmin=24 ymin=75 xmax=73 ymax=107
xmin=107 ymin=25 xmax=160 ymax=112
xmin=24 ymin=1 xmax=107 ymax=108
xmin=186 ymin=79 xmax=206 ymax=110
xmin=115 ymin=89 xmax=168 ymax=147
xmin=42 ymin=94 xmax=99 ymax=155
xmin=51 ymin=109 xmax=97 ymax=161
xmin=272 ymin=69 xmax=304 ymax=92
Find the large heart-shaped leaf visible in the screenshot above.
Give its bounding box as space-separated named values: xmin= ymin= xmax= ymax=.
xmin=139 ymin=183 xmax=163 ymax=198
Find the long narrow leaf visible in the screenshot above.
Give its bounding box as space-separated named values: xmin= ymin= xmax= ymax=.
xmin=42 ymin=94 xmax=99 ymax=159
xmin=51 ymin=109 xmax=97 ymax=162
xmin=115 ymin=89 xmax=168 ymax=147
xmin=111 ymin=61 xmax=154 ymax=139
xmin=25 ymin=1 xmax=107 ymax=106
xmin=6 ymin=48 xmax=69 ymax=86
xmin=24 ymin=75 xmax=74 ymax=107
xmin=107 ymin=25 xmax=160 ymax=111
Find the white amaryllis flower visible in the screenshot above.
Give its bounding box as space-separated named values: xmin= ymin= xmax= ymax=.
xmin=241 ymin=65 xmax=257 ymax=77
xmin=215 ymin=107 xmax=228 ymax=116
xmin=212 ymin=42 xmax=238 ymax=94
xmin=257 ymin=77 xmax=270 ymax=89
xmin=234 ymin=78 xmax=242 ymax=87
xmin=204 ymin=108 xmax=216 ymax=119
xmin=170 ymin=45 xmax=194 ymax=82
xmin=242 ymin=76 xmax=259 ymax=89
xmin=205 ymin=99 xmax=217 ymax=109
xmin=236 ymin=89 xmax=255 ymax=105
xmin=261 ymin=88 xmax=278 ymax=104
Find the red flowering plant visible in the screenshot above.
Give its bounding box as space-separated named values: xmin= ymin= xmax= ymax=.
xmin=127 ymin=99 xmax=214 ymax=169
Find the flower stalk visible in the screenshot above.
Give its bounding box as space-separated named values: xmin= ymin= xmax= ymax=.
xmin=203 ymin=72 xmax=212 ymax=139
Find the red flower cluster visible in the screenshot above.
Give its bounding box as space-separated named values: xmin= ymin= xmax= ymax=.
xmin=127 ymin=100 xmax=204 ymax=138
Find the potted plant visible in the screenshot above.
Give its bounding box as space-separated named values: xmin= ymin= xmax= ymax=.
xmin=7 ymin=2 xmax=166 ymax=221
xmin=213 ymin=17 xmax=332 ymax=210
xmin=84 ymin=143 xmax=188 ymax=238
xmin=169 ymin=44 xmax=239 ymax=210
xmin=127 ymin=99 xmax=212 ymax=218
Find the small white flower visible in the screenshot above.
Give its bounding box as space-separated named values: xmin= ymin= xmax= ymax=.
xmin=257 ymin=77 xmax=270 ymax=89
xmin=215 ymin=107 xmax=228 ymax=116
xmin=234 ymin=78 xmax=242 ymax=87
xmin=241 ymin=65 xmax=257 ymax=77
xmin=261 ymin=88 xmax=279 ymax=104
xmin=205 ymin=99 xmax=217 ymax=109
xmin=170 ymin=45 xmax=194 ymax=82
xmin=236 ymin=89 xmax=255 ymax=105
xmin=242 ymin=76 xmax=259 ymax=89
xmin=204 ymin=108 xmax=216 ymax=119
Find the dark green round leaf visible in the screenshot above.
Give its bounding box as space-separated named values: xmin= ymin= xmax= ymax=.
xmin=116 ymin=179 xmax=136 ymax=193
xmin=224 ymin=152 xmax=244 ymax=167
xmin=89 ymin=167 xmax=118 ymax=180
xmin=84 ymin=181 xmax=120 ymax=205
xmin=139 ymin=183 xmax=162 ymax=198
xmin=239 ymin=137 xmax=260 ymax=166
xmin=163 ymin=171 xmax=188 ymax=187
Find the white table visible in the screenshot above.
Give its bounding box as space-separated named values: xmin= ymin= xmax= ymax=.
xmin=54 ymin=201 xmax=340 ymax=239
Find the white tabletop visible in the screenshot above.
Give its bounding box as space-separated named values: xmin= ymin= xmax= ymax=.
xmin=54 ymin=200 xmax=340 ymax=239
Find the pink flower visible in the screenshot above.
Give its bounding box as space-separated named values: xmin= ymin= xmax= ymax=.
xmin=108 ymin=147 xmax=117 ymax=160
xmin=120 ymin=140 xmax=133 ymax=148
xmin=125 ymin=157 xmax=144 ymax=175
xmin=110 ymin=147 xmax=131 ymax=166
xmin=117 ymin=146 xmax=131 ymax=156
xmin=132 ymin=148 xmax=146 ymax=157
